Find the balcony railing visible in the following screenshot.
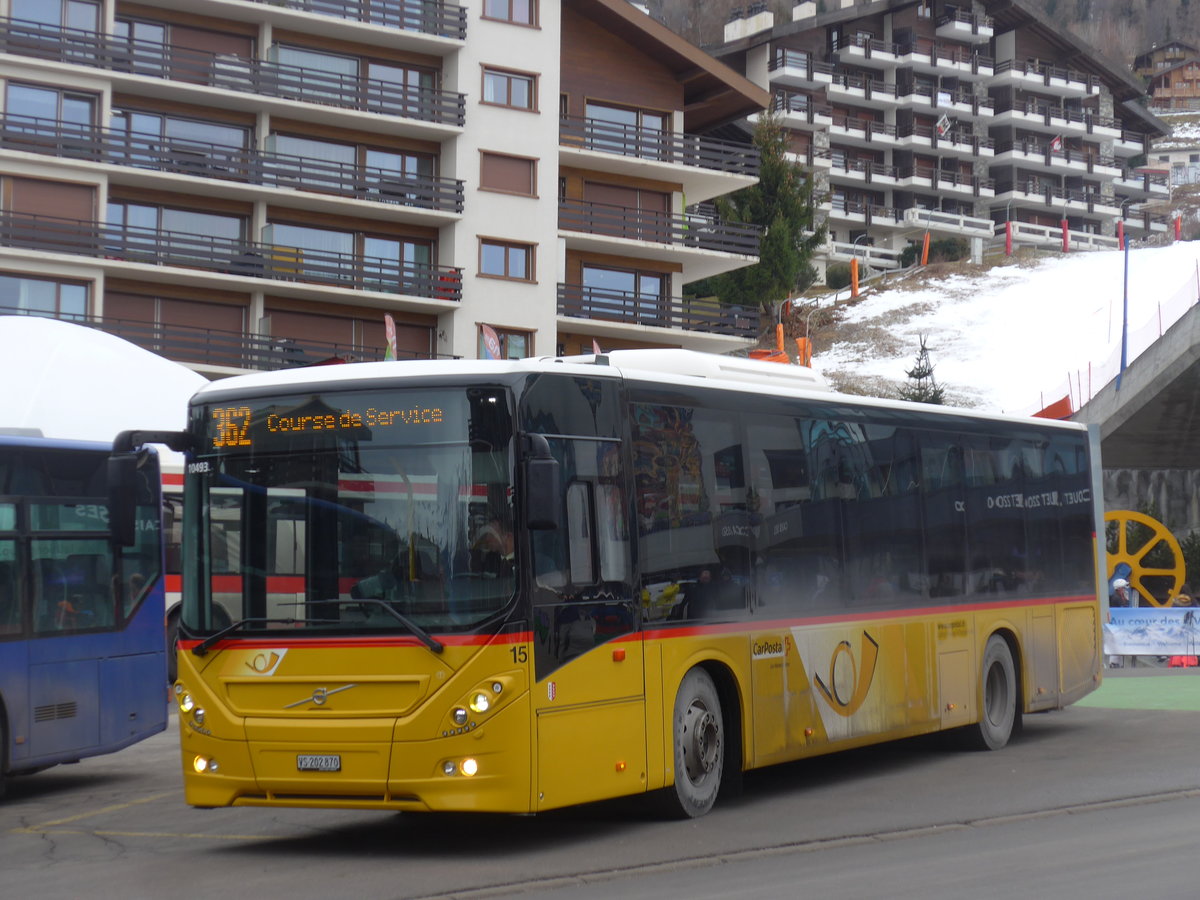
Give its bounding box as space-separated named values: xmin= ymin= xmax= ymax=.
xmin=830 ymin=158 xmax=899 ymax=181
xmin=897 ymin=123 xmax=994 ymax=153
xmin=901 ymin=84 xmax=994 ymax=113
xmin=993 ymin=98 xmax=1117 ymax=131
xmin=829 ymin=73 xmax=899 ymax=101
xmin=558 ymin=200 xmax=761 ymax=256
xmin=827 ymin=199 xmax=903 ymax=224
xmin=239 ymin=0 xmax=467 ymax=40
xmin=559 ymin=116 xmax=760 ymax=177
xmin=0 ymin=115 xmax=464 ymax=213
xmin=0 ymin=211 xmax=463 ymax=301
xmin=769 ymin=48 xmax=834 ymax=79
xmin=993 ymin=138 xmax=1118 ymax=172
xmin=992 ymin=59 xmax=1099 ymax=93
xmin=557 ymin=284 xmax=761 ymax=339
xmin=899 ymin=37 xmax=994 ymax=72
xmin=903 ymin=166 xmax=995 ymax=194
xmin=0 ymin=18 xmax=465 ymax=126
xmin=997 ymin=181 xmax=1120 ymax=211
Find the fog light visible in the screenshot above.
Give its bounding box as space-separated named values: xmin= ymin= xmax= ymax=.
xmin=460 ymin=758 xmax=479 ymax=777
xmin=468 ymin=692 xmax=490 ymax=714
xmin=452 ymin=707 xmax=468 ymax=726
xmin=442 ymin=760 xmax=456 ymax=776
xmin=192 ymin=755 xmax=210 ymax=774
xmin=179 ymin=693 xmax=195 ymax=713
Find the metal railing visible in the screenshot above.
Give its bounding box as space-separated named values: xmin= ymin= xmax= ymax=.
xmin=902 ymin=166 xmax=995 ymax=193
xmin=0 ymin=211 xmax=463 ymax=301
xmin=0 ymin=114 xmax=464 ymax=213
xmin=901 ymin=84 xmax=994 ymax=113
xmin=992 ymin=137 xmax=1118 ymax=172
xmin=897 ymin=123 xmax=994 ymax=153
xmin=936 ymin=9 xmax=994 ymax=30
xmin=238 ymin=0 xmax=467 ymax=39
xmin=772 ymin=92 xmax=835 ymax=122
xmin=0 ymin=17 xmax=466 ymax=126
xmin=558 ymin=115 xmax=759 ymax=177
xmin=557 ymin=284 xmax=762 ymax=339
xmin=899 ymin=37 xmax=994 ymax=70
xmin=0 ymin=307 xmax=415 ymax=370
xmin=992 ymin=98 xmax=1117 ymax=131
xmin=992 ymin=59 xmax=1099 ymax=92
xmin=558 ymin=200 xmax=761 ymax=256
xmin=769 ymin=48 xmax=834 ymax=79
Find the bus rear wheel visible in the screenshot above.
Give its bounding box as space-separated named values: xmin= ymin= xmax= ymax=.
xmin=664 ymin=667 xmax=723 ymax=818
xmin=969 ymin=635 xmax=1019 ymax=751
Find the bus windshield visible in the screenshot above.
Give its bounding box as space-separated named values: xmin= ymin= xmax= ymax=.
xmin=182 ymin=386 xmax=515 ymax=637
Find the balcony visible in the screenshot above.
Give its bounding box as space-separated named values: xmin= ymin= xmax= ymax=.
xmin=828 ymin=157 xmax=900 ymax=188
xmin=901 ymin=207 xmax=995 ymax=239
xmin=823 ymin=239 xmax=903 ymax=269
xmin=900 ymin=85 xmax=994 ymax=119
xmin=935 ymin=9 xmax=993 ymax=44
xmin=992 ymin=138 xmax=1121 ymax=179
xmin=994 ymin=181 xmax=1122 ymax=217
xmin=900 ymin=166 xmax=995 ymax=198
xmin=824 ymin=198 xmax=904 ymax=228
xmin=991 ymin=99 xmax=1118 ymax=138
xmin=0 ymin=115 xmax=464 ymax=216
xmin=235 ymin=0 xmax=467 ymax=40
xmin=557 ymin=284 xmax=761 ymax=341
xmin=1114 ymin=130 xmax=1151 ymax=158
xmin=828 ymin=113 xmax=898 ymax=148
xmin=988 ymin=59 xmax=1100 ymax=98
xmin=0 ymin=211 xmax=463 ymax=302
xmin=0 ymin=18 xmax=466 ymax=128
xmin=769 ymin=92 xmax=834 ymax=131
xmin=1113 ymin=169 xmax=1170 ymax=198
xmin=896 ymin=124 xmax=994 ymax=158
xmin=1117 ymin=208 xmax=1170 ymax=236
xmin=559 ymin=200 xmax=760 ymax=256
xmin=827 ymin=73 xmax=901 ymax=107
xmin=558 ymin=115 xmax=758 ymax=204
xmin=769 ymin=48 xmax=834 ymax=89
xmin=832 ymin=35 xmax=900 ymax=68
xmin=1006 ymin=220 xmax=1119 ymax=251
xmin=898 ymin=38 xmax=994 ymax=79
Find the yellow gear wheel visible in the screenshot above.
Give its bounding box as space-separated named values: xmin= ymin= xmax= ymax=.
xmin=1104 ymin=509 xmax=1186 ymax=607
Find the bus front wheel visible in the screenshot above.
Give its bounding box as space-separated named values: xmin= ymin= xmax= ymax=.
xmin=970 ymin=635 xmax=1019 ymax=751
xmin=665 ymin=667 xmax=724 ymax=818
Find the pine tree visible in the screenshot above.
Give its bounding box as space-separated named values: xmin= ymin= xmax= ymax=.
xmin=685 ymin=110 xmax=825 ymax=310
xmin=898 ymin=335 xmax=946 ymax=405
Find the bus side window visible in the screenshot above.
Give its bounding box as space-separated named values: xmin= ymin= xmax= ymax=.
xmin=0 ymin=557 xmax=18 ymax=634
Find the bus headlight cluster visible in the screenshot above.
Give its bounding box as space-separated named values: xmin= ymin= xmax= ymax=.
xmin=192 ymin=755 xmax=219 ymax=774
xmin=441 ymin=757 xmax=479 ymax=777
xmin=444 ymin=681 xmax=505 ymax=736
xmin=175 ymin=683 xmax=206 ymax=726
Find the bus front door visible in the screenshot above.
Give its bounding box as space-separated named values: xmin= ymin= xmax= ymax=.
xmin=529 ymin=445 xmax=644 ymax=811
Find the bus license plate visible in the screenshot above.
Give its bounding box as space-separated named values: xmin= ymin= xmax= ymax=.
xmin=296 ymin=754 xmax=341 ymax=772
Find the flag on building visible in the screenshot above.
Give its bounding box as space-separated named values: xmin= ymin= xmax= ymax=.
xmin=480 ymin=323 xmax=502 ymax=360
xmin=1049 ymin=134 xmax=1063 ymax=152
xmin=935 ymin=114 xmax=951 ymax=136
xmin=592 ymin=339 xmax=602 ymax=355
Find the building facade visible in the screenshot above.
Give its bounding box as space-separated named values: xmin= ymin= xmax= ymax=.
xmin=1146 ymin=56 xmax=1200 ymax=111
xmin=712 ymin=0 xmax=1171 ymax=279
xmin=0 ymin=0 xmax=768 ymax=377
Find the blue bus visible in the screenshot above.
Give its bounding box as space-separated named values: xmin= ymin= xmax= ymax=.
xmin=0 ymin=433 xmax=167 ymax=796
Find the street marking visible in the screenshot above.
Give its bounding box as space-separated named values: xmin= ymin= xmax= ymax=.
xmin=11 ymin=828 xmax=269 ymax=841
xmin=16 ymin=790 xmax=176 ymax=829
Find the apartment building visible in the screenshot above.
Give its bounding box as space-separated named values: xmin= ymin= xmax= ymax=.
xmin=712 ymin=0 xmax=1171 ymax=278
xmin=0 ymin=0 xmax=768 ymax=377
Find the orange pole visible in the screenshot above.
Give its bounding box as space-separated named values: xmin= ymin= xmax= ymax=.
xmin=775 ymin=322 xmax=785 ymax=354
xmin=920 ymin=232 xmax=930 ymax=266
xmin=850 ymin=258 xmax=859 ymax=297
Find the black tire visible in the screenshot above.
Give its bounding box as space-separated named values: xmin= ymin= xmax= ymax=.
xmin=969 ymin=634 xmax=1019 ymax=751
xmin=166 ymin=607 xmax=180 ymax=684
xmin=664 ymin=667 xmax=724 ymax=818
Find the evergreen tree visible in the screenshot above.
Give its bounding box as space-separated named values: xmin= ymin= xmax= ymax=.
xmin=686 ymin=110 xmax=824 ymax=309
xmin=898 ymin=335 xmax=946 ymax=405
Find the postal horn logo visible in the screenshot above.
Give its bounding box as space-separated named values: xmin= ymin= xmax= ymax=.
xmin=813 ymin=631 xmax=879 ymax=717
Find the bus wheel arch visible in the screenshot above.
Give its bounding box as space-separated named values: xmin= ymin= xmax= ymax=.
xmin=662 ymin=662 xmax=741 ymax=817
xmin=970 ymin=631 xmax=1022 ymax=750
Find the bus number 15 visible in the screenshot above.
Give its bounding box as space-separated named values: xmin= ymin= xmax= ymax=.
xmin=213 ymin=407 xmax=252 ymax=448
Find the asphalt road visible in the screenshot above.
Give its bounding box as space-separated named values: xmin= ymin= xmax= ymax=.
xmin=3 ymin=671 xmax=1198 ymax=900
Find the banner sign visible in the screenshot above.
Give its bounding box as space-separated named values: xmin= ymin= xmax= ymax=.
xmin=1104 ymin=607 xmax=1200 ymax=655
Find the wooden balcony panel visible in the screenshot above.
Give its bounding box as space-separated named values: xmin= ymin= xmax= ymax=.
xmin=558 ymin=201 xmax=761 ymax=256
xmin=558 ymin=116 xmax=759 ymax=177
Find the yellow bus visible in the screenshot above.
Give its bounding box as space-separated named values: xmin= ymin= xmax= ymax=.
xmin=142 ymin=349 xmax=1103 ymax=817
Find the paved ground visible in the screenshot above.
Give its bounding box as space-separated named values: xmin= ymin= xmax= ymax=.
xmin=1076 ymin=660 xmax=1200 ymax=711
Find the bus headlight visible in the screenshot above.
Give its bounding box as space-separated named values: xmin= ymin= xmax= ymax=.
xmin=193 ymin=708 xmax=206 ymax=725
xmin=451 ymin=707 xmax=468 ymax=726
xmin=178 ymin=692 xmax=195 ymax=714
xmin=469 ymin=692 xmax=491 ymax=714
xmin=460 ymin=758 xmax=479 ymax=777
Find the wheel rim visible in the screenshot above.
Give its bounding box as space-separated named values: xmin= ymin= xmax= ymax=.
xmin=682 ymin=699 xmax=720 ymax=785
xmin=1104 ymin=509 xmax=1185 ymax=606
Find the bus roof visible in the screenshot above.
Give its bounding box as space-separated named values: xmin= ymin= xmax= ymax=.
xmin=192 ymin=350 xmax=1086 ymax=432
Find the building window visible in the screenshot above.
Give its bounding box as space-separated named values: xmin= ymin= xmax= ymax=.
xmin=479 ymin=238 xmax=534 ymax=281
xmin=12 ymin=0 xmax=98 ymax=30
xmin=6 ymin=83 xmax=96 ymax=127
xmin=479 ymin=325 xmax=530 ymax=359
xmin=482 ymin=67 xmax=537 ymax=111
xmin=479 ymin=152 xmax=536 ymax=196
xmin=482 ymin=0 xmax=537 ymax=26
xmin=0 ymin=274 xmax=88 ymax=319
xmin=582 ymin=265 xmax=665 ymax=323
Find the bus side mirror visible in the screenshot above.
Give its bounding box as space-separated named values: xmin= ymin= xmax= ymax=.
xmin=108 ymin=453 xmax=138 ymax=547
xmin=524 ymin=434 xmax=560 ymax=531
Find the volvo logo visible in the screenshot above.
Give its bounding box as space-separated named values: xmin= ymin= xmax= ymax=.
xmin=284 ymin=684 xmax=357 ymax=709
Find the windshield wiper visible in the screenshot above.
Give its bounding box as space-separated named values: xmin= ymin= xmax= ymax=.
xmin=305 ymin=598 xmax=444 ymax=654
xmin=190 ymin=617 xmax=337 ymax=657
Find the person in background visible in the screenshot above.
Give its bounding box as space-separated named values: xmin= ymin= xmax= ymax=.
xmin=1107 ymin=577 xmax=1131 ymax=668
